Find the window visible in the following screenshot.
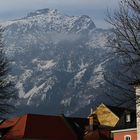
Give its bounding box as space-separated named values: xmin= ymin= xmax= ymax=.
xmin=126 ymin=113 xmax=131 ymax=122
xmin=124 ymin=135 xmax=131 ymax=140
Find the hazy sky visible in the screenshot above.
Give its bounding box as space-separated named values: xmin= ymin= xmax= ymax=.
xmin=0 ymin=0 xmax=120 ymax=28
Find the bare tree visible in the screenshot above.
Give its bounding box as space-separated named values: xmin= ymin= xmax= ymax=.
xmin=107 ymin=0 xmax=140 ymax=77
xmin=104 ymin=0 xmax=140 ymax=107
xmin=0 ymin=26 xmax=17 ymax=117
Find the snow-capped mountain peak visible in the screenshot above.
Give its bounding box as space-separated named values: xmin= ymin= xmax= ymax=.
xmin=2 ymin=8 xmax=115 ymax=117
xmin=2 ymin=8 xmax=96 ymax=35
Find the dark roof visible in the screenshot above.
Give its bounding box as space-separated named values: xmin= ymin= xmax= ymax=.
xmin=84 ymin=128 xmax=111 ymax=140
xmin=65 ymin=117 xmax=88 ymax=140
xmin=106 ymin=105 xmax=136 ymax=130
xmin=129 ymin=80 xmax=140 ymax=86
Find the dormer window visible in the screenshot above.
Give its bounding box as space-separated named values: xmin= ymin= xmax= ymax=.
xmin=124 ymin=135 xmax=131 ymax=140
xmin=126 ymin=113 xmax=131 ymax=123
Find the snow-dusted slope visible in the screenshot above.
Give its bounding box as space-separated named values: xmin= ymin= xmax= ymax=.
xmin=1 ymin=9 xmax=115 ymax=116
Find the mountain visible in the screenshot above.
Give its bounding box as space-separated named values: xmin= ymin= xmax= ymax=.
xmin=1 ymin=9 xmax=117 ymax=117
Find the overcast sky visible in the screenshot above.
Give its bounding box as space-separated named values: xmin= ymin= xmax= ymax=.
xmin=0 ymin=0 xmax=120 ymax=28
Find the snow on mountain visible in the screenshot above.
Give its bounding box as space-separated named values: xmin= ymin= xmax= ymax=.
xmin=32 ymin=59 xmax=56 ymax=71
xmin=1 ymin=8 xmax=115 ymax=117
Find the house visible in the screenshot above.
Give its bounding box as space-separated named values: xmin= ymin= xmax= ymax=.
xmin=109 ymin=105 xmax=136 ymax=140
xmin=0 ymin=114 xmax=88 ymax=140
xmin=89 ymin=103 xmax=136 ymax=140
xmin=84 ymin=103 xmax=119 ymax=140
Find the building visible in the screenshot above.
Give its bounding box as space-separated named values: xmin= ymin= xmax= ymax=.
xmin=89 ymin=103 xmax=137 ymax=140
xmin=84 ymin=103 xmax=119 ymax=140
xmin=0 ymin=114 xmax=87 ymax=140
xmin=109 ymin=105 xmax=136 ymax=140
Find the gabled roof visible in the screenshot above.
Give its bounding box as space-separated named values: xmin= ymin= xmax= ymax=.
xmin=0 ymin=114 xmax=78 ymax=140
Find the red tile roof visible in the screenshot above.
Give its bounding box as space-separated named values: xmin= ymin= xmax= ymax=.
xmin=0 ymin=114 xmax=77 ymax=140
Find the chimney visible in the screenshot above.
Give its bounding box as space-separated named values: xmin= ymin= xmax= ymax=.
xmin=91 ymin=108 xmax=93 ymax=114
xmin=89 ymin=116 xmax=93 ymax=131
xmin=89 ymin=108 xmax=94 ymax=131
xmin=88 ymin=112 xmax=100 ymax=131
xmin=134 ymin=81 xmax=140 ymax=140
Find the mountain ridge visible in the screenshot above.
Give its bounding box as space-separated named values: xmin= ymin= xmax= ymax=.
xmin=1 ymin=8 xmax=117 ymax=117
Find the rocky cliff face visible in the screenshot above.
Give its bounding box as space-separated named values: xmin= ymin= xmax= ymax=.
xmin=1 ymin=9 xmax=116 ymax=117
